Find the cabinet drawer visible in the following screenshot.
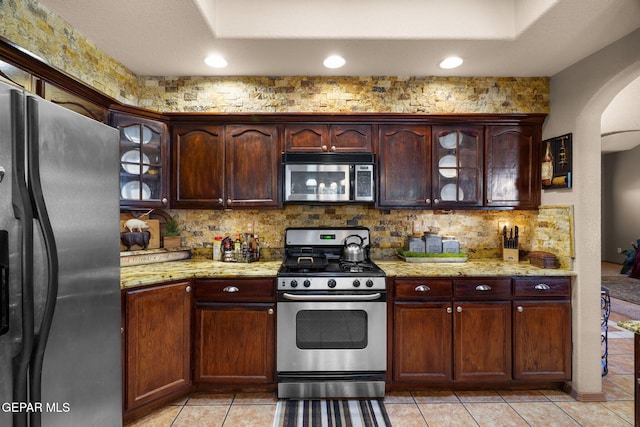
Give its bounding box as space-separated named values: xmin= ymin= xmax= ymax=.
xmin=195 ymin=278 xmax=275 ymax=302
xmin=513 ymin=277 xmax=570 ymax=297
xmin=454 ymin=278 xmax=511 ymax=299
xmin=395 ymin=279 xmax=452 ymax=300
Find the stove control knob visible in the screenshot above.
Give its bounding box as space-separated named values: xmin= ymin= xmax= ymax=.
xmin=352 ymin=279 xmax=361 ymax=288
xmin=290 ymin=280 xmax=298 ymax=288
xmin=303 ymin=280 xmax=311 ymax=288
xmin=366 ymin=279 xmax=374 ymax=288
xmin=327 ymin=279 xmax=337 ymax=288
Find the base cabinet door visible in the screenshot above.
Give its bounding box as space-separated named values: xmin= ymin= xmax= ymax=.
xmin=393 ymin=302 xmax=453 ymax=382
xmin=195 ymin=304 xmax=275 ymax=383
xmin=124 ymin=281 xmax=192 ymax=410
xmin=453 ymin=302 xmax=511 ymax=382
xmin=513 ymin=300 xmax=571 ymax=380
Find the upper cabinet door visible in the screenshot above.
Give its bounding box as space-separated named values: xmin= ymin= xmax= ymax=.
xmin=485 ymin=125 xmax=541 ymax=209
xmin=112 ymin=112 xmax=169 ymax=209
xmin=432 ymin=126 xmax=483 ymax=208
xmin=171 ymin=125 xmax=224 ymax=209
xmin=285 ymin=124 xmax=372 ymax=152
xmin=377 ymin=124 xmax=431 ymax=209
xmin=225 ymin=124 xmax=281 ymax=209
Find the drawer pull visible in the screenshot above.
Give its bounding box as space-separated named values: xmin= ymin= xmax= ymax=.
xmin=415 ymin=285 xmax=431 ymax=292
xmin=475 ymin=284 xmax=492 ymax=291
xmin=534 ymin=283 xmax=551 ymax=291
xmin=223 ymin=286 xmax=239 ymax=293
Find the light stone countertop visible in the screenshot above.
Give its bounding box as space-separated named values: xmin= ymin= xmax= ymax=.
xmin=617 ymin=320 xmax=640 ymax=334
xmin=120 ymin=258 xmax=573 ymax=290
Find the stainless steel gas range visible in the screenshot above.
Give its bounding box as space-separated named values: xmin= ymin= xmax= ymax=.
xmin=276 ymin=227 xmax=387 ymax=399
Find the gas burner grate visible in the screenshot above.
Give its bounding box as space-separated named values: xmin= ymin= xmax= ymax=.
xmin=339 ymin=260 xmax=375 ymax=273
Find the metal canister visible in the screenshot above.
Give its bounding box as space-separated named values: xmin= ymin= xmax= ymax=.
xmin=406 ymin=237 xmax=425 ymax=253
xmin=442 ymin=237 xmax=460 ymax=253
xmin=424 ymin=233 xmax=442 ymax=253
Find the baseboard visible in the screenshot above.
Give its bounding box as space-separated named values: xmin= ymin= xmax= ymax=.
xmin=564 ymin=383 xmax=607 ymax=402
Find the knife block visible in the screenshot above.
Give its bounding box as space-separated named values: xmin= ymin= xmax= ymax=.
xmin=503 ymin=247 xmax=519 ymax=262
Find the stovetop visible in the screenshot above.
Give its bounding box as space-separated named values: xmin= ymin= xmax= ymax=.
xmin=277 ymin=227 xmax=386 ymax=291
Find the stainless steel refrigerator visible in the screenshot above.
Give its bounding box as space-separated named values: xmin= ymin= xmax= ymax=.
xmin=0 ymin=81 xmax=122 ymax=426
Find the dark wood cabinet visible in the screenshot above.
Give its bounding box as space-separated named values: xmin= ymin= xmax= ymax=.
xmin=393 ymin=279 xmax=453 ymax=382
xmin=392 ymin=276 xmax=571 ymax=388
xmin=284 ymin=123 xmax=372 ymax=152
xmin=453 ymin=278 xmax=512 ymax=382
xmin=512 ymin=277 xmax=572 ymax=380
xmin=485 ymin=125 xmax=541 ymax=208
xmin=123 ymin=281 xmax=192 ymax=411
xmin=432 ymin=126 xmax=483 ymax=208
xmin=194 ymin=278 xmax=275 ymax=384
xmin=112 ymin=112 xmax=169 ymax=209
xmin=377 ymin=124 xmax=431 ymax=208
xmin=171 ymin=124 xmax=224 ymax=208
xmin=225 ymin=125 xmax=280 ymax=208
xmin=170 ymin=123 xmax=280 ymax=209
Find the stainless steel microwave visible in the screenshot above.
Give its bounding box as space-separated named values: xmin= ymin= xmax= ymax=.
xmin=282 ymin=153 xmax=375 ymax=203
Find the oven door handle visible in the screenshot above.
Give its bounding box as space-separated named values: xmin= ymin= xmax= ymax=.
xmin=282 ymin=292 xmax=382 ymax=302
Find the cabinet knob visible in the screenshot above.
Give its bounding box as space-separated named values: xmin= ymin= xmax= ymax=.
xmin=475 ymin=284 xmax=492 ymax=291
xmin=218 ymin=198 xmax=224 ymax=204
xmin=322 ymin=145 xmax=328 ymax=151
xmin=534 ymin=283 xmax=551 ymax=291
xmin=446 ymin=307 xmax=452 ymax=314
xmin=227 ymin=198 xmax=232 ymax=204
xmin=456 ymin=306 xmax=462 ymax=313
xmin=330 ymin=146 xmax=336 ymax=152
xmin=121 ymin=327 xmax=124 ymax=334
xmin=434 ymin=198 xmax=440 ymax=204
xmin=161 ymin=197 xmax=168 ymax=206
xmin=185 ymin=286 xmax=192 ymax=293
xmin=517 ymin=306 xmax=524 ymax=312
xmin=268 ymin=308 xmax=274 ymax=315
xmin=415 ymin=285 xmax=431 ymax=292
xmin=223 ymin=286 xmax=239 ymax=293
xmin=426 ymin=199 xmax=431 ymax=204
xmin=0 ymin=165 xmax=5 ymax=183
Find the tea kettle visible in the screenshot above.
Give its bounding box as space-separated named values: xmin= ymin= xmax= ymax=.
xmin=343 ymin=234 xmax=368 ymax=262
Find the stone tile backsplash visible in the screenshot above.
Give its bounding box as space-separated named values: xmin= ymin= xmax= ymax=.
xmin=173 ymin=205 xmax=573 ymax=269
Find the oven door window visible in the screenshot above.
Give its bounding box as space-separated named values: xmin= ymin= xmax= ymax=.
xmin=296 ymin=310 xmax=367 ymax=349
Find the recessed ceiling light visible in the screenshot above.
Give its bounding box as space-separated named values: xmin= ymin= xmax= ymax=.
xmin=439 ymin=56 xmax=463 ymax=69
xmin=323 ymin=55 xmax=346 ymax=69
xmin=204 ymin=54 xmax=228 ymax=68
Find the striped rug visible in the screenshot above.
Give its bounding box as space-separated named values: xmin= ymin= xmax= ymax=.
xmin=273 ymin=399 xmax=391 ymax=427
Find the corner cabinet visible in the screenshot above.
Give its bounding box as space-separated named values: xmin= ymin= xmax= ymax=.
xmin=485 ymin=125 xmax=541 ymax=209
xmin=111 ymin=112 xmax=169 ymax=209
xmin=170 ymin=123 xmax=280 ymax=209
xmin=122 ymin=281 xmax=192 ymax=413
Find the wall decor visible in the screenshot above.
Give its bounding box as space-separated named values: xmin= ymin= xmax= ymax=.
xmin=541 ymin=133 xmax=572 ymax=189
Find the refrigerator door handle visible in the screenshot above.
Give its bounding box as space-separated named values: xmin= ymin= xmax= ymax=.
xmin=26 ymin=97 xmax=60 ymax=427
xmin=9 ymin=89 xmax=35 ymax=427
xmin=0 ymin=230 xmax=8 ymax=336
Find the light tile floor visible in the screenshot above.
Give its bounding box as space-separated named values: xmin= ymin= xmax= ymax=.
xmin=125 ymin=265 xmax=637 ymax=426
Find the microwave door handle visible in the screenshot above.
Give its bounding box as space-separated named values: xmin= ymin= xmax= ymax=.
xmin=282 ymin=292 xmax=382 ymax=302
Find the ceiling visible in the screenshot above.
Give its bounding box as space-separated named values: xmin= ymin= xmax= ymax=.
xmin=36 ymin=0 xmax=640 ymax=151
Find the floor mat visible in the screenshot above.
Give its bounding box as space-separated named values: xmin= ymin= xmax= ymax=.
xmin=273 ymin=399 xmax=391 ymax=427
xmin=602 ymin=275 xmax=640 ymax=305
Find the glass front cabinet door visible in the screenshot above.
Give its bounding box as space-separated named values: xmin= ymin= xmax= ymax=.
xmin=432 ymin=126 xmax=483 ymax=208
xmin=111 ymin=112 xmax=169 ymax=209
